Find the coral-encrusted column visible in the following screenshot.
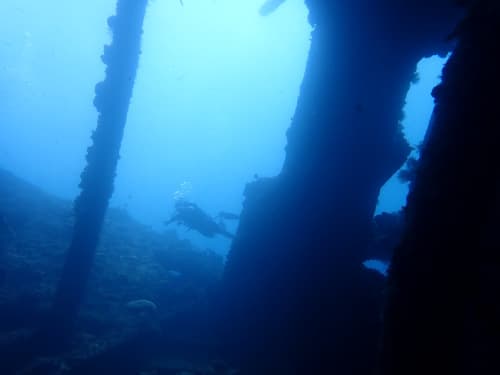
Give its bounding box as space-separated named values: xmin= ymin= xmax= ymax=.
xmin=50 ymin=0 xmax=148 ymax=338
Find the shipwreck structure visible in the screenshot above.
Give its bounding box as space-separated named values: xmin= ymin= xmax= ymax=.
xmin=1 ymin=1 xmax=499 ymax=374
xmin=222 ymin=0 xmax=498 ymax=374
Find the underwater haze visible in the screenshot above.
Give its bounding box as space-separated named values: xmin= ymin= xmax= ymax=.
xmin=0 ymin=0 xmax=311 ymax=254
xmin=0 ymin=0 xmax=447 ymax=255
xmin=0 ymin=1 xmax=467 ymax=374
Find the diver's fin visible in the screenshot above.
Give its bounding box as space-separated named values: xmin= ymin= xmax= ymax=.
xmin=259 ymin=0 xmax=286 ymax=16
xmin=217 ymin=211 xmax=240 ymax=221
xmin=220 ymin=230 xmax=235 ymax=239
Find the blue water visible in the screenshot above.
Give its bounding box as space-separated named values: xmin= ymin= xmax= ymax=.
xmin=0 ymin=2 xmax=458 ymax=374
xmin=0 ymin=0 xmax=445 ymax=256
xmin=0 ymin=0 xmax=311 ymax=255
xmin=376 ymin=55 xmax=447 ymax=214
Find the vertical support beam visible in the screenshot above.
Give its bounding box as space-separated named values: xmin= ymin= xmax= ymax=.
xmin=50 ymin=0 xmax=148 ymax=338
xmin=221 ymin=1 xmax=462 ymax=373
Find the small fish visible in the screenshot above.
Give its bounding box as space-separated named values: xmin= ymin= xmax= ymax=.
xmin=362 ymin=259 xmax=389 ymax=277
xmin=179 ymin=0 xmax=184 ymax=6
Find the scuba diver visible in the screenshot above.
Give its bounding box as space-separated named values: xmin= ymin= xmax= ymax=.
xmin=165 ymin=200 xmax=235 ymax=239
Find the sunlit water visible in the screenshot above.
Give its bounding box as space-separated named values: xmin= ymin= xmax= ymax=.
xmin=0 ymin=0 xmax=311 ymax=255
xmin=0 ymin=0 xmax=446 ymax=255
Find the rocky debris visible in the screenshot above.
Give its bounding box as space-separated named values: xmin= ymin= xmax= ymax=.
xmin=0 ymin=168 xmax=224 ymax=373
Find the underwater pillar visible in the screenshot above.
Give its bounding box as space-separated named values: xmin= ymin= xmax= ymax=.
xmin=49 ymin=0 xmax=148 ymax=338
xmin=221 ymin=1 xmax=462 ymax=373
xmin=380 ymin=1 xmax=500 ymax=374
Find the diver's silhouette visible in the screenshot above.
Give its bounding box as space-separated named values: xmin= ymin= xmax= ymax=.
xmin=165 ymin=200 xmax=235 ymax=239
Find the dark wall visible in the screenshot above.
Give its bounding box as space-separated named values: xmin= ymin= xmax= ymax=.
xmin=221 ymin=1 xmax=462 ymax=374
xmin=381 ymin=2 xmax=500 ymax=374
